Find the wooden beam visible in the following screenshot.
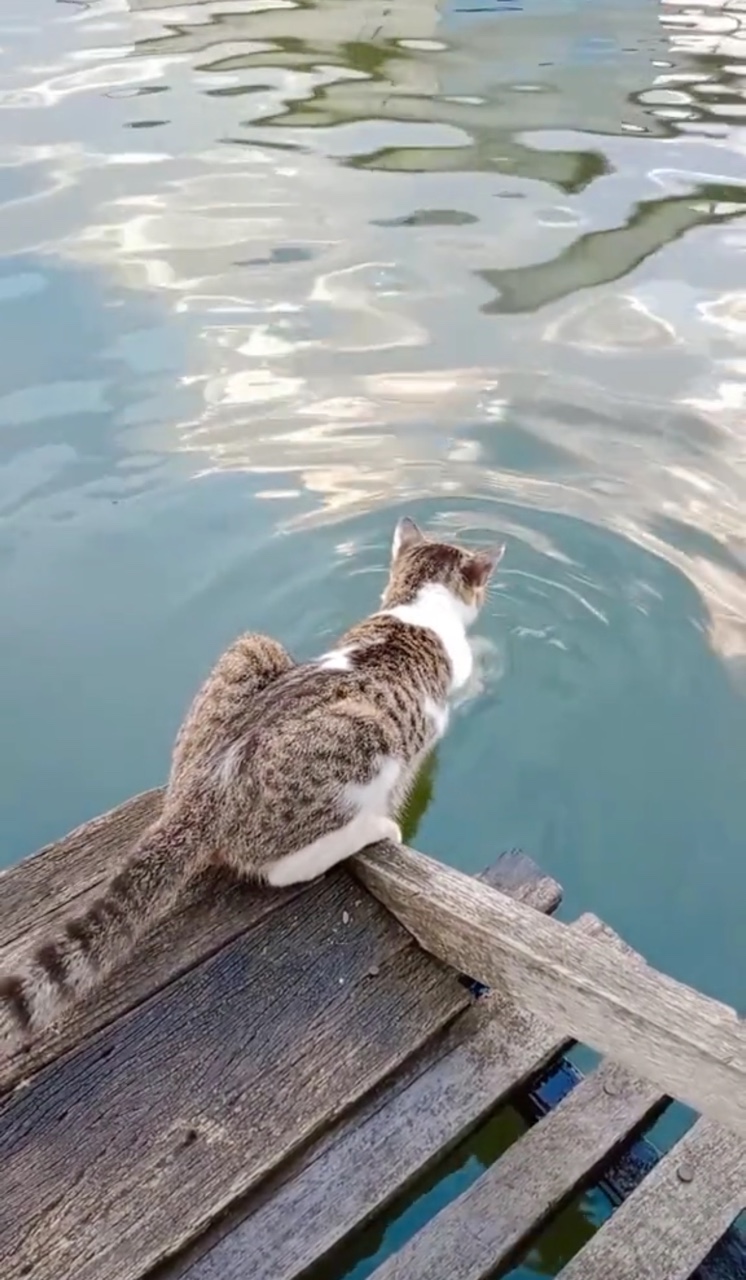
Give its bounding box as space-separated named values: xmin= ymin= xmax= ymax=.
xmin=476 ymin=849 xmax=561 ymax=914
xmin=354 ymin=842 xmax=746 ymax=1134
xmin=558 ymin=1117 xmax=746 ymax=1280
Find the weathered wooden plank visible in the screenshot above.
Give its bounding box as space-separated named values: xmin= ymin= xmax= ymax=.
xmin=166 ymin=853 xmax=566 ymax=1280
xmin=0 ymin=867 xmax=304 ymax=1092
xmin=354 ymin=842 xmax=746 ymax=1133
xmin=367 ymin=1058 xmax=664 ymax=1280
xmin=0 ymin=794 xmax=304 ymax=1093
xmin=0 ymin=810 xmax=557 ymax=1096
xmin=476 ymin=849 xmax=561 ymax=912
xmin=558 ymin=1117 xmax=746 ymax=1280
xmin=0 ymin=789 xmax=164 ymax=946
xmin=0 ymin=875 xmax=309 ymax=1095
xmin=0 ymin=871 xmax=469 ymax=1280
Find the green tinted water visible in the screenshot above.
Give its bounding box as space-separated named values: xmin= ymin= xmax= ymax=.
xmin=1 ymin=0 xmax=745 ymax=1273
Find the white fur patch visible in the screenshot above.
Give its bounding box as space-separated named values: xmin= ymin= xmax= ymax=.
xmin=383 ymin=583 xmax=474 ymax=691
xmin=266 ymin=755 xmax=403 ymax=886
xmin=213 ymin=739 xmax=245 ymax=787
xmin=424 ymin=696 xmax=449 ymax=739
xmin=452 ymin=634 xmax=503 ymax=711
xmin=266 ymin=812 xmax=401 ymax=886
xmin=318 ymin=647 xmax=354 ymax=671
xmin=344 ymin=755 xmax=402 ymax=815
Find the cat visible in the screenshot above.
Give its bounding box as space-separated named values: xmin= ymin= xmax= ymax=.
xmin=0 ymin=517 xmax=503 ymax=1047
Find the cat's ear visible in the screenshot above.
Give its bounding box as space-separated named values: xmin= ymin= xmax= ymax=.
xmin=392 ymin=516 xmax=425 ymax=560
xmin=464 ymin=544 xmax=505 ymax=588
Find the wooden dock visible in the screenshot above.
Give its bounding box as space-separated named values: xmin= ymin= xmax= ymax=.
xmin=1 ymin=788 xmax=744 ymax=1280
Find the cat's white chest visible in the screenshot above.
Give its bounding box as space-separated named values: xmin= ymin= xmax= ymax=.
xmin=424 ymin=696 xmax=449 ymax=740
xmin=345 ymin=756 xmax=402 ymax=814
xmin=441 ymin=629 xmax=473 ymax=691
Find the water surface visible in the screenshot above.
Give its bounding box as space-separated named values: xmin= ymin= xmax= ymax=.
xmin=1 ymin=0 xmax=745 ymax=1273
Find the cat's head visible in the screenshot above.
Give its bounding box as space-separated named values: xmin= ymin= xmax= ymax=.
xmin=382 ymin=517 xmax=504 ymax=621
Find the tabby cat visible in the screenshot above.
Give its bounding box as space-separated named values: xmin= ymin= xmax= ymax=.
xmin=0 ymin=517 xmax=503 ymax=1046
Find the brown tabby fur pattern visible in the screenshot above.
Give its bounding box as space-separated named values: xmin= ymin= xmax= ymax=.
xmin=0 ymin=518 xmax=503 ymax=1047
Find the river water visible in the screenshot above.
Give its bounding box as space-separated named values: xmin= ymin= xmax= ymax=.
xmin=1 ymin=0 xmax=745 ymax=1273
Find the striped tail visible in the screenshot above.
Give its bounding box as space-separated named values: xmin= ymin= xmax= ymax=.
xmin=0 ymin=814 xmax=204 ymax=1050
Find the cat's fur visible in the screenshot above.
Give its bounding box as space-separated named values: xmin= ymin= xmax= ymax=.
xmin=0 ymin=518 xmax=503 ymax=1047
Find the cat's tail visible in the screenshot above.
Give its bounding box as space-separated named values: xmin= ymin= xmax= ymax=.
xmin=0 ymin=812 xmax=206 ymax=1052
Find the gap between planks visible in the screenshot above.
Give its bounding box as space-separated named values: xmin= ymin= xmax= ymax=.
xmin=367 ymin=1056 xmax=666 ymax=1280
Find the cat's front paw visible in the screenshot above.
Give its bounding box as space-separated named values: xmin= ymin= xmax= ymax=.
xmin=380 ymin=817 xmax=402 ymax=845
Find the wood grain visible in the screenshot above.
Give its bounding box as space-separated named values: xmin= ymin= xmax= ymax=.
xmin=354 ymin=842 xmax=746 ymax=1133
xmin=0 ymin=803 xmax=558 ymax=1095
xmin=169 ymin=853 xmax=566 ymax=1280
xmin=0 ymin=869 xmax=308 ymax=1092
xmin=0 ymin=790 xmax=164 ymax=946
xmin=0 ymin=798 xmax=305 ymax=1093
xmin=0 ymin=872 xmax=468 ymax=1280
xmin=558 ymin=1117 xmax=746 ymax=1280
xmin=368 ymin=1058 xmax=664 ymax=1280
xmin=476 ymin=849 xmax=561 ymax=913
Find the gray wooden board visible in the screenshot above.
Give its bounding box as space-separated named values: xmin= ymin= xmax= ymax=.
xmin=558 ymin=1116 xmax=746 ymax=1280
xmin=0 ymin=825 xmax=558 ymax=1098
xmin=366 ymin=1059 xmax=664 ymax=1280
xmin=164 ymin=853 xmax=565 ymax=1280
xmin=356 ymin=842 xmax=746 ymax=1134
xmin=0 ymin=870 xmax=469 ymax=1280
xmin=475 ymin=849 xmax=561 ymax=913
xmin=0 ymin=789 xmax=304 ymax=1092
xmin=0 ymin=789 xmax=164 ymax=945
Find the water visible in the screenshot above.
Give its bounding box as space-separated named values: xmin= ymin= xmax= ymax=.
xmin=1 ymin=0 xmax=745 ymax=1272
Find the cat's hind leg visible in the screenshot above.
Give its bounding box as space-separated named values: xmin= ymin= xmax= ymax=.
xmin=265 ymin=812 xmax=401 ymax=887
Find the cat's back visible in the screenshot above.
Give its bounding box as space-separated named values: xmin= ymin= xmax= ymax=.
xmin=257 ymin=615 xmax=451 ymax=723
xmin=245 ymin=660 xmax=363 ymax=735
xmin=339 ymin=612 xmax=451 ymax=694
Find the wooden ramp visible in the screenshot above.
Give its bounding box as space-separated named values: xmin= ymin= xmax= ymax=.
xmin=0 ymin=790 xmax=744 ymax=1280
